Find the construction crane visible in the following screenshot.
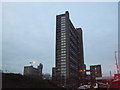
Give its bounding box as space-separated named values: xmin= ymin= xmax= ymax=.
xmin=115 ymin=51 xmax=119 ymax=74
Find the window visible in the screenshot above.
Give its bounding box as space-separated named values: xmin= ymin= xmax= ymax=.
xmin=61 ymin=27 xmax=65 ymax=30
xmin=61 ymin=35 xmax=65 ymax=38
xmin=61 ymin=40 xmax=66 ymax=42
xmin=61 ymin=25 xmax=65 ymax=28
xmin=61 ymin=38 xmax=66 ymax=40
xmin=61 ymin=73 xmax=66 ymax=77
xmin=61 ymin=59 xmax=66 ymax=61
xmin=61 ymin=46 xmax=66 ymax=48
xmin=61 ymin=21 xmax=65 ymax=24
xmin=61 ymin=51 xmax=65 ymax=53
xmin=61 ymin=43 xmax=66 ymax=46
xmin=61 ymin=61 xmax=66 ymax=64
xmin=61 ymin=71 xmax=66 ymax=74
xmin=61 ymin=65 xmax=66 ymax=68
xmin=61 ymin=33 xmax=65 ymax=35
xmin=61 ymin=67 xmax=66 ymax=71
xmin=61 ymin=16 xmax=66 ymax=19
xmin=61 ymin=51 xmax=66 ymax=53
xmin=61 ymin=35 xmax=66 ymax=38
xmin=61 ymin=29 xmax=65 ymax=31
xmin=61 ymin=18 xmax=65 ymax=22
xmin=61 ymin=48 xmax=66 ymax=51
xmin=61 ymin=23 xmax=65 ymax=26
xmin=61 ymin=53 xmax=66 ymax=56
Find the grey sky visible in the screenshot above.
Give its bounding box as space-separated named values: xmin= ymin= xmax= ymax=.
xmin=2 ymin=2 xmax=118 ymax=76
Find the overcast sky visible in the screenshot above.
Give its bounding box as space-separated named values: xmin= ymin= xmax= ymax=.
xmin=2 ymin=2 xmax=118 ymax=76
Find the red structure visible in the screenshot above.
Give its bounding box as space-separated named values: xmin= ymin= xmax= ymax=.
xmin=109 ymin=74 xmax=120 ymax=89
xmin=110 ymin=79 xmax=120 ymax=88
xmin=114 ymin=74 xmax=120 ymax=80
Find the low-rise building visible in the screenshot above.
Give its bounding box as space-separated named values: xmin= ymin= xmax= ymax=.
xmin=24 ymin=63 xmax=43 ymax=79
xmin=90 ymin=65 xmax=102 ymax=77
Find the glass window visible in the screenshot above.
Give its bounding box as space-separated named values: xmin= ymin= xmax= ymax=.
xmin=61 ymin=35 xmax=65 ymax=38
xmin=61 ymin=28 xmax=65 ymax=30
xmin=61 ymin=16 xmax=66 ymax=19
xmin=61 ymin=38 xmax=65 ymax=41
xmin=61 ymin=67 xmax=66 ymax=71
xmin=61 ymin=73 xmax=66 ymax=77
xmin=61 ymin=21 xmax=65 ymax=24
xmin=61 ymin=53 xmax=66 ymax=56
xmin=61 ymin=25 xmax=65 ymax=27
xmin=61 ymin=71 xmax=66 ymax=75
xmin=61 ymin=18 xmax=65 ymax=20
xmin=61 ymin=23 xmax=65 ymax=25
xmin=61 ymin=62 xmax=66 ymax=64
xmin=61 ymin=46 xmax=66 ymax=48
xmin=61 ymin=41 xmax=65 ymax=43
xmin=61 ymin=43 xmax=66 ymax=45
xmin=61 ymin=19 xmax=65 ymax=21
xmin=61 ymin=59 xmax=66 ymax=61
xmin=61 ymin=51 xmax=66 ymax=53
xmin=61 ymin=27 xmax=65 ymax=29
xmin=61 ymin=34 xmax=65 ymax=36
xmin=61 ymin=38 xmax=66 ymax=41
xmin=61 ymin=65 xmax=66 ymax=68
xmin=61 ymin=33 xmax=65 ymax=35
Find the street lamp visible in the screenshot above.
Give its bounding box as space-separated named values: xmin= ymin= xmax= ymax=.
xmin=29 ymin=61 xmax=36 ymax=66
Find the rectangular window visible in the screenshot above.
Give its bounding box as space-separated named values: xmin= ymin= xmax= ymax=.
xmin=61 ymin=16 xmax=66 ymax=19
xmin=61 ymin=36 xmax=65 ymax=38
xmin=61 ymin=40 xmax=66 ymax=42
xmin=61 ymin=43 xmax=66 ymax=45
xmin=61 ymin=23 xmax=65 ymax=25
xmin=61 ymin=59 xmax=66 ymax=61
xmin=61 ymin=67 xmax=66 ymax=71
xmin=61 ymin=51 xmax=65 ymax=53
xmin=61 ymin=53 xmax=66 ymax=56
xmin=61 ymin=33 xmax=65 ymax=35
xmin=61 ymin=46 xmax=66 ymax=48
xmin=61 ymin=73 xmax=66 ymax=77
xmin=61 ymin=65 xmax=66 ymax=68
xmin=61 ymin=48 xmax=66 ymax=51
xmin=61 ymin=71 xmax=66 ymax=74
xmin=61 ymin=62 xmax=66 ymax=64
xmin=61 ymin=25 xmax=65 ymax=27
xmin=61 ymin=39 xmax=65 ymax=42
xmin=61 ymin=51 xmax=66 ymax=53
xmin=61 ymin=29 xmax=65 ymax=31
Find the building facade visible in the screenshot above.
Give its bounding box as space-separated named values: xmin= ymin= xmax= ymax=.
xmin=54 ymin=11 xmax=85 ymax=88
xmin=24 ymin=63 xmax=43 ymax=78
xmin=52 ymin=67 xmax=57 ymax=82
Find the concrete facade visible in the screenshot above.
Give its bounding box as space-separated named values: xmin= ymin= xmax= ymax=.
xmin=54 ymin=11 xmax=85 ymax=88
xmin=24 ymin=63 xmax=43 ymax=78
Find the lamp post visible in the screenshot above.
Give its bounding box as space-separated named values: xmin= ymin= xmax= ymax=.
xmin=29 ymin=61 xmax=36 ymax=66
